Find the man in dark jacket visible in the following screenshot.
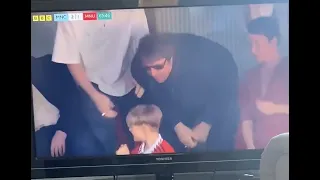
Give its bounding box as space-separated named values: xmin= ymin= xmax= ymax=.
xmin=131 ymin=33 xmax=240 ymax=152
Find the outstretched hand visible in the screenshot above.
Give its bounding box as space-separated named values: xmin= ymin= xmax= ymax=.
xmin=92 ymin=92 xmax=117 ymax=118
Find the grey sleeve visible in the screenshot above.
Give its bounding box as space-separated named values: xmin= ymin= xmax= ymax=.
xmin=260 ymin=133 xmax=289 ymax=180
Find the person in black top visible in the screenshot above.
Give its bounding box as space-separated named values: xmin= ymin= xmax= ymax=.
xmin=131 ymin=33 xmax=240 ymax=152
xmin=32 ymin=55 xmax=81 ymax=157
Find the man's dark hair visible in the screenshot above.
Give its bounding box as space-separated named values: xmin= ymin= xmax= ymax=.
xmin=136 ymin=33 xmax=175 ymax=64
xmin=247 ymin=16 xmax=281 ymax=42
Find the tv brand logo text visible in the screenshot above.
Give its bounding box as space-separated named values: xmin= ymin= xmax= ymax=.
xmin=156 ymin=157 xmax=173 ymax=161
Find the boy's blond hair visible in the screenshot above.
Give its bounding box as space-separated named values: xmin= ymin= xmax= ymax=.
xmin=126 ymin=104 xmax=162 ymax=130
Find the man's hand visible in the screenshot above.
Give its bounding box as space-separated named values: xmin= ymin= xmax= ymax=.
xmin=175 ymin=122 xmax=197 ymax=148
xmin=51 ymin=130 xmax=67 ymax=157
xmin=256 ymin=100 xmax=288 ymax=115
xmin=116 ymin=144 xmax=130 ymax=155
xmin=135 ymin=82 xmax=145 ymax=98
xmin=92 ymin=92 xmax=117 ymax=118
xmin=192 ymin=122 xmax=211 ymax=143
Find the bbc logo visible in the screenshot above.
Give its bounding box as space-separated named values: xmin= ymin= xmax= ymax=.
xmin=45 ymin=15 xmax=52 ymax=21
xmin=32 ymin=15 xmax=52 ymax=22
xmin=32 ymin=15 xmax=39 ymax=22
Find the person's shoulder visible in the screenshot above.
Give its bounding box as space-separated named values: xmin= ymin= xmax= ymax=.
xmin=177 ymin=33 xmax=213 ymax=45
xmin=182 ymin=34 xmax=228 ymax=50
xmin=174 ymin=34 xmax=229 ymax=56
xmin=161 ymin=139 xmax=175 ymax=153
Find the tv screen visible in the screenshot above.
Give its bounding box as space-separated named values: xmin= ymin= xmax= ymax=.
xmin=31 ymin=1 xmax=288 ymax=178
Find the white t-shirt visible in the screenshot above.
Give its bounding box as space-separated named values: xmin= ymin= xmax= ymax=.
xmin=52 ymin=9 xmax=149 ymax=96
xmin=32 ymin=84 xmax=60 ymax=132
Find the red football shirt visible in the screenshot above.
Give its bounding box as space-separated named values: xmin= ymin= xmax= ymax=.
xmin=131 ymin=135 xmax=175 ymax=154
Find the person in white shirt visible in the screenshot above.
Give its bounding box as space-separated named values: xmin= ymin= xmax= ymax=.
xmin=52 ymin=9 xmax=149 ymax=156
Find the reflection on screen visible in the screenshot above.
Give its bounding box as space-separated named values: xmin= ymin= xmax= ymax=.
xmin=31 ymin=4 xmax=289 ymax=159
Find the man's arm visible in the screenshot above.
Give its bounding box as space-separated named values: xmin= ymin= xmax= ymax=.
xmin=242 ymin=120 xmax=255 ymax=149
xmin=239 ymin=74 xmax=256 ymax=149
xmin=194 ymin=48 xmax=239 ymax=125
xmin=67 ymin=64 xmax=100 ymax=98
xmin=52 ymin=22 xmax=100 ymax=100
xmin=277 ymin=104 xmax=289 ymax=115
xmin=168 ymin=107 xmax=184 ymax=130
xmin=193 ymin=47 xmax=240 ymax=150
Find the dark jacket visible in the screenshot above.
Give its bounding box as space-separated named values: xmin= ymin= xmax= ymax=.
xmin=31 ymin=55 xmax=80 ymax=134
xmin=132 ymin=33 xmax=240 ymax=150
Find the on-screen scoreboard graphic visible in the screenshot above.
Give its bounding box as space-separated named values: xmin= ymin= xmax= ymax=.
xmin=32 ymin=12 xmax=112 ymax=22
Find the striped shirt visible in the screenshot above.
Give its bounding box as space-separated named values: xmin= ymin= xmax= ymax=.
xmin=131 ymin=134 xmax=175 ymax=154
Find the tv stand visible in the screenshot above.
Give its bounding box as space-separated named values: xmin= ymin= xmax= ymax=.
xmin=155 ymin=173 xmax=174 ymax=180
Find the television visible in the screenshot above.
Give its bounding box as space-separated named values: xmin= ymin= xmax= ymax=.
xmin=31 ymin=0 xmax=289 ymax=179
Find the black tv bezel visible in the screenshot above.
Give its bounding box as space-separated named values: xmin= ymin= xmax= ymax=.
xmin=31 ymin=0 xmax=288 ymax=178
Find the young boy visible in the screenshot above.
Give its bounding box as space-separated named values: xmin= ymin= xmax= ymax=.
xmin=116 ymin=104 xmax=175 ymax=155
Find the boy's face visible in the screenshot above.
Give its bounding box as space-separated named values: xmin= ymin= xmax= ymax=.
xmin=129 ymin=125 xmax=146 ymax=142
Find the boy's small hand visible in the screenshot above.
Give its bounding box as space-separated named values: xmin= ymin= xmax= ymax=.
xmin=116 ymin=144 xmax=130 ymax=155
